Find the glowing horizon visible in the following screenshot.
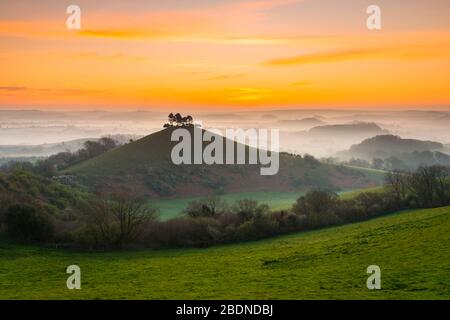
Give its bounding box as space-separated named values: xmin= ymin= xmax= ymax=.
xmin=1 ymin=0 xmax=450 ymax=111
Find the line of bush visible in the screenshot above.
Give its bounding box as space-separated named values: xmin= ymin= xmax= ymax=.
xmin=0 ymin=165 xmax=449 ymax=250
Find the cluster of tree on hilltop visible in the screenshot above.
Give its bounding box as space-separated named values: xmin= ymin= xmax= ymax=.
xmin=163 ymin=113 xmax=193 ymax=128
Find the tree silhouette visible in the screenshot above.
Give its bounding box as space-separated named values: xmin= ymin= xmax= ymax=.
xmin=185 ymin=115 xmax=193 ymax=126
xmin=174 ymin=113 xmax=183 ymax=125
xmin=164 ymin=113 xmax=194 ymax=127
xmin=168 ymin=113 xmax=175 ymax=126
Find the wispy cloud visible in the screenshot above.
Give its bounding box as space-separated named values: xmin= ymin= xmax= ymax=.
xmin=266 ymin=49 xmax=381 ymax=66
xmin=72 ymin=52 xmax=149 ymax=62
xmin=0 ymin=86 xmax=106 ymax=96
xmin=207 ymin=74 xmax=247 ymax=81
xmin=182 ymin=71 xmax=212 ymax=76
xmin=36 ymin=88 xmax=107 ymax=95
xmin=0 ymin=86 xmax=27 ymax=91
xmin=290 ymin=81 xmax=313 ymax=86
xmin=78 ymin=29 xmax=166 ymax=40
xmin=265 ymin=44 xmax=450 ymax=66
xmin=0 ymin=0 xmax=304 ymax=44
xmin=230 ymin=87 xmax=274 ymax=101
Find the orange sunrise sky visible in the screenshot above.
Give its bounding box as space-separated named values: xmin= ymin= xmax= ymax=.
xmin=0 ymin=0 xmax=450 ymax=111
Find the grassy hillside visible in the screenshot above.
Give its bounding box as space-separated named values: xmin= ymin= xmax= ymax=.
xmin=344 ymin=135 xmax=444 ymax=161
xmin=1 ymin=206 xmax=449 ymax=299
xmin=0 ymin=169 xmax=88 ymax=213
xmin=64 ymin=128 xmax=174 ymax=175
xmin=63 ymin=127 xmax=384 ymax=197
xmin=342 ymin=165 xmax=386 ymax=185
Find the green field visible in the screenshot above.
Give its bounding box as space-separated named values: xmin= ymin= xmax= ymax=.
xmin=1 ymin=206 xmax=449 ymax=300
xmin=152 ymin=187 xmax=383 ymax=220
xmin=339 ymin=186 xmax=385 ymax=200
xmin=343 ymin=165 xmax=386 ymax=185
xmin=153 ymin=191 xmax=305 ymax=220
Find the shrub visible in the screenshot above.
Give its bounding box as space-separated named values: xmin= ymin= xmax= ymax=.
xmin=4 ymin=204 xmax=54 ymax=242
xmin=236 ymin=212 xmax=279 ymax=240
xmin=232 ymin=199 xmax=269 ymax=222
xmin=352 ymin=192 xmax=385 ymax=217
xmin=78 ymin=192 xmax=157 ymax=248
xmin=143 ymin=217 xmax=220 ymax=248
xmin=335 ymin=199 xmax=364 ymax=223
xmin=292 ymin=190 xmax=340 ymax=228
xmin=184 ymin=196 xmax=228 ymax=218
xmin=270 ymin=210 xmax=307 ymax=233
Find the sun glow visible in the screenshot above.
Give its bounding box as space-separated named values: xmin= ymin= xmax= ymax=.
xmin=1 ymin=0 xmax=449 ymax=110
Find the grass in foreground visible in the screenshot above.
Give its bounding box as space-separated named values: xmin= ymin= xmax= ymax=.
xmin=0 ymin=206 xmax=449 ymax=300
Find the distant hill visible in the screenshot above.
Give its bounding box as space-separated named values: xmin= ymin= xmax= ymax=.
xmin=0 ymin=139 xmax=90 ymax=158
xmin=64 ymin=127 xmax=381 ymax=197
xmin=308 ymin=122 xmax=388 ymax=138
xmin=0 ymin=135 xmax=140 ymax=158
xmin=341 ymin=135 xmax=444 ymax=160
xmin=444 ymin=144 xmax=450 ymax=154
xmin=276 ymin=117 xmax=326 ymax=129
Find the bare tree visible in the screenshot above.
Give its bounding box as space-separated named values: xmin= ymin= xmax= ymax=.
xmin=86 ymin=192 xmax=157 ymax=248
xmin=385 ymin=170 xmax=409 ymax=206
xmin=111 ymin=192 xmax=157 ymax=247
xmin=433 ymin=165 xmax=450 ymax=206
xmin=407 ymin=166 xmax=450 ymax=208
xmin=87 ymin=198 xmax=116 ymax=245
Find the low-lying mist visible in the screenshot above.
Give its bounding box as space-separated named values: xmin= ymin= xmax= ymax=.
xmin=1 ymin=109 xmax=449 ymax=160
